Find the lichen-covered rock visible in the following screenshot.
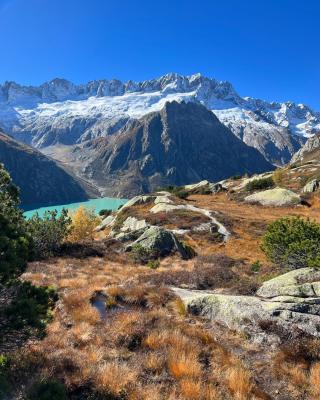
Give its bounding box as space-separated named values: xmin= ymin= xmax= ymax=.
xmin=121 ymin=195 xmax=155 ymax=210
xmin=126 ymin=226 xmax=194 ymax=259
xmin=302 ymin=179 xmax=320 ymax=193
xmin=245 ymin=187 xmax=301 ymax=206
xmin=257 ymin=268 xmax=320 ymax=298
xmin=211 ymin=183 xmax=227 ymax=193
xmin=115 ymin=227 xmax=148 ymax=242
xmin=95 ymin=215 xmax=115 ymax=232
xmin=174 ymin=286 xmax=320 ymax=338
xmin=150 ymin=203 xmax=181 ymax=214
xmin=184 ymin=180 xmax=213 ymax=194
xmin=174 ymin=268 xmax=320 ymax=339
xmin=119 ymin=216 xmax=148 ymax=233
xmin=154 ymin=195 xmax=174 ymax=205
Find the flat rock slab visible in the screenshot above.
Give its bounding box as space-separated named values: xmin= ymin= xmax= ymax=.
xmin=173 ymin=281 xmax=320 ymax=338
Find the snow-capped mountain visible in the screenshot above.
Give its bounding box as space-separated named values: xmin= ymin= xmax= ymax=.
xmin=0 ymin=73 xmax=319 ymax=165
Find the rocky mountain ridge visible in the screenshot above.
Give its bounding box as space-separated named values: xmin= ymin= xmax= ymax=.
xmin=1 ymin=73 xmax=318 ymax=165
xmin=75 ymin=101 xmax=272 ymax=197
xmin=0 ymin=132 xmax=92 ymax=205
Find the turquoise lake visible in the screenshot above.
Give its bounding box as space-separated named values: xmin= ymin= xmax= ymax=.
xmin=22 ymin=197 xmax=128 ymax=219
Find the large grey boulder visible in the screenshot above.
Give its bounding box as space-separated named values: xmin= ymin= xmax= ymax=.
xmin=150 ymin=203 xmax=181 ymax=213
xmin=245 ymin=187 xmax=301 ymax=206
xmin=302 ymin=179 xmax=320 ymax=193
xmin=126 ymin=226 xmax=194 ymax=259
xmin=154 ymin=195 xmax=174 ymax=205
xmin=174 ymin=268 xmax=320 ymax=340
xmin=95 ymin=215 xmax=115 ymax=232
xmin=112 ymin=216 xmax=149 ymax=241
xmin=119 ymin=216 xmax=148 ymax=233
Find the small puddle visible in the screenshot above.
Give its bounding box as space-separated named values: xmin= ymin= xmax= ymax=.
xmin=91 ymin=292 xmax=135 ymax=322
xmin=91 ymin=293 xmax=108 ymax=321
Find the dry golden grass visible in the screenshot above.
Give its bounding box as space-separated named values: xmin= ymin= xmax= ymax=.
xmin=179 ymin=379 xmax=202 ymax=399
xmin=142 ymin=352 xmax=166 ymax=373
xmin=310 ymin=362 xmax=320 ymax=398
xmin=226 ymin=365 xmax=253 ymax=400
xmin=15 ymin=187 xmax=320 ymax=399
xmin=168 ymin=349 xmax=202 ymax=380
xmin=94 ymin=362 xmax=138 ymax=394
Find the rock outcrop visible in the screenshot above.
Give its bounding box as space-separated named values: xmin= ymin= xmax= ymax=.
xmin=245 ymin=187 xmax=301 ymax=207
xmin=302 ymin=179 xmax=320 ymax=193
xmin=291 ymin=134 xmax=320 ymax=164
xmin=174 ymin=268 xmax=320 ymax=340
xmin=85 ymin=101 xmax=273 ymax=197
xmin=126 ymin=226 xmax=194 ymax=259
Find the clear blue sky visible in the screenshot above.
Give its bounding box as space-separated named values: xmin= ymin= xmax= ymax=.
xmin=0 ymin=0 xmax=319 ymax=109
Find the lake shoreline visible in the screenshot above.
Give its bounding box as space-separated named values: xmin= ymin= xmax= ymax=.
xmin=22 ymin=197 xmax=128 ymax=219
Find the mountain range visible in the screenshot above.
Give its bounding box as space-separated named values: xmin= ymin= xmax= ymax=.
xmin=1 ymin=73 xmax=319 ymax=166
xmin=0 ymin=73 xmax=319 ymax=202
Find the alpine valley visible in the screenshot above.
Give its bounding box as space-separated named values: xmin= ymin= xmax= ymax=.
xmin=0 ymin=73 xmax=319 ymax=200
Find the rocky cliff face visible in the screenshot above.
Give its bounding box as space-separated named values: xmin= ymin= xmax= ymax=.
xmin=0 ymin=73 xmax=318 ymax=165
xmin=82 ymin=102 xmax=273 ymax=197
xmin=291 ymin=134 xmax=320 ymax=164
xmin=0 ymin=132 xmax=90 ymax=206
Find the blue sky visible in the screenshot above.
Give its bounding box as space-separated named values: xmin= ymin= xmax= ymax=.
xmin=0 ymin=0 xmax=319 ymax=109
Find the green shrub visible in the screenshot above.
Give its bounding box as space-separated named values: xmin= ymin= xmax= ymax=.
xmin=251 ymin=260 xmax=261 ymax=272
xmin=245 ymin=177 xmax=275 ymax=192
xmin=98 ymin=208 xmax=112 ymax=217
xmin=147 ymin=259 xmax=160 ymax=269
xmin=0 ymin=164 xmax=31 ymax=282
xmin=0 ymin=355 xmax=10 ymax=399
xmin=26 ymin=209 xmax=71 ymax=259
xmin=130 ymin=244 xmax=153 ymax=264
xmin=27 ymin=379 xmax=67 ymax=400
xmin=261 ymin=217 xmax=320 ymax=269
xmin=165 ymin=185 xmax=189 ymax=199
xmin=180 ymin=241 xmax=197 ymax=259
xmin=5 ymin=282 xmax=57 ymax=333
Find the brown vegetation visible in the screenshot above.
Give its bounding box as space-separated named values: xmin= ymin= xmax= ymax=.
xmin=6 ymin=186 xmax=320 ymax=399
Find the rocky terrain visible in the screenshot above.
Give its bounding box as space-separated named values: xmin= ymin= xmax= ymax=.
xmin=2 ymin=159 xmax=320 ymax=399
xmin=292 ymin=134 xmax=320 ymax=164
xmin=70 ymin=101 xmax=272 ymax=197
xmin=0 ymin=131 xmax=94 ymax=206
xmin=1 ymin=73 xmax=318 ymax=165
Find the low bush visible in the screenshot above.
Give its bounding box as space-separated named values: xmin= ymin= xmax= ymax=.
xmin=180 ymin=241 xmax=197 ymax=259
xmin=27 ymin=209 xmax=71 ymax=259
xmin=130 ymin=244 xmax=154 ymax=264
xmin=245 ymin=177 xmax=275 ymax=192
xmin=5 ymin=282 xmax=57 ymax=333
xmin=261 ymin=217 xmax=320 ymax=269
xmin=147 ymin=259 xmax=160 ymax=269
xmin=165 ymin=185 xmax=189 ymax=199
xmin=251 ymin=260 xmax=261 ymax=272
xmin=99 ymin=209 xmax=112 ymax=218
xmin=0 ymin=355 xmax=10 ymax=399
xmin=67 ymin=206 xmax=101 ymax=242
xmin=0 ymin=164 xmax=31 ymax=282
xmin=27 ymin=379 xmax=67 ymax=400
